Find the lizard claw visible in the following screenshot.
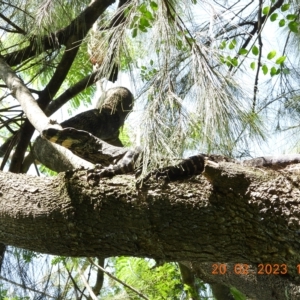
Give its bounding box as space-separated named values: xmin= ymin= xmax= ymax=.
xmin=87 ymin=164 xmax=116 ymax=182
xmin=87 ymin=164 xmax=103 ymax=181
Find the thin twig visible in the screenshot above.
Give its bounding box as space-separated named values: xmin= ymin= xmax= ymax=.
xmin=77 ymin=266 xmax=98 ymax=300
xmin=252 ymin=0 xmax=263 ymax=112
xmin=88 ymin=258 xmax=149 ymax=300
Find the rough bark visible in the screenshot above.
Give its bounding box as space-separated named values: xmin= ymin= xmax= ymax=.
xmin=1 ymin=160 xmax=300 ymax=298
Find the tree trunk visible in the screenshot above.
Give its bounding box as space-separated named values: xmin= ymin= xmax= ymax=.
xmin=1 ymin=160 xmax=300 ymax=298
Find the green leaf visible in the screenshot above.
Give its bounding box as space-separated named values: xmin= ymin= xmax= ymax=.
xmin=176 ymin=39 xmax=183 ymax=50
xmin=281 ymin=3 xmax=290 ymax=12
xmin=287 ymin=14 xmax=297 ymax=20
xmin=140 ymin=17 xmax=151 ymax=28
xmin=124 ymin=6 xmax=132 ymax=17
xmin=262 ymin=6 xmax=270 ymax=15
xmin=150 ymin=59 xmax=154 ymax=66
xmin=238 ymin=48 xmax=248 ymax=55
xmin=288 ymin=21 xmax=299 ymax=33
xmin=143 ymin=10 xmax=154 ymax=21
xmin=250 ymin=62 xmax=256 ymax=70
xmin=267 ymin=50 xmax=276 ymax=60
xmin=219 ymin=40 xmax=226 ymax=50
xmin=191 ymin=0 xmax=197 ymax=3
xmin=226 ymin=56 xmax=232 ymax=67
xmin=150 ymin=1 xmax=158 ymax=11
xmin=129 ymin=16 xmax=139 ymax=29
xmin=270 ymin=66 xmax=277 ymax=76
xmin=231 ymin=57 xmax=238 ymax=67
xmin=139 ymin=25 xmax=148 ymax=32
xmin=228 ymin=39 xmax=236 ymax=50
xmin=270 ymin=13 xmax=278 ymax=21
xmin=279 ymin=19 xmax=286 ymax=27
xmin=262 ymin=64 xmax=268 ymax=75
xmin=138 ymin=3 xmax=148 ymax=13
xmin=132 ymin=27 xmax=138 ymax=38
xmin=219 ymin=55 xmax=225 ymax=64
xmin=275 ymin=56 xmax=286 ymax=64
xmin=252 ymin=45 xmax=259 ymax=56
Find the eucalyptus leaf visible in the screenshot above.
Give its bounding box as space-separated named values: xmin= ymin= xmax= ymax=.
xmin=286 ymin=14 xmax=297 ymax=20
xmin=270 ymin=13 xmax=278 ymax=21
xmin=279 ymin=19 xmax=286 ymax=27
xmin=288 ymin=21 xmax=299 ymax=33
xmin=132 ymin=27 xmax=138 ymax=38
xmin=281 ymin=3 xmax=290 ymax=12
xmin=262 ymin=6 xmax=270 ymax=15
xmin=270 ymin=66 xmax=277 ymax=76
xmin=275 ymin=56 xmax=286 ymax=64
xmin=267 ymin=50 xmax=276 ymax=60
xmin=231 ymin=57 xmax=238 ymax=67
xmin=238 ymin=48 xmax=248 ymax=55
xmin=229 ymin=39 xmax=237 ymax=50
xmin=252 ymin=45 xmax=259 ymax=56
xmin=150 ymin=1 xmax=158 ymax=11
xmin=262 ymin=65 xmax=268 ymax=75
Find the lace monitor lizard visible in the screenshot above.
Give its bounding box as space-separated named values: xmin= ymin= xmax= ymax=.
xmin=43 ymin=123 xmax=300 ymax=182
xmin=43 ymin=90 xmax=300 ymax=182
xmin=42 ymin=126 xmax=206 ymax=181
xmin=0 ymin=87 xmax=133 ymax=164
xmin=39 ymin=86 xmax=204 ymax=180
xmin=31 ymin=87 xmax=134 ymax=172
xmin=40 ymin=88 xmax=234 ymax=181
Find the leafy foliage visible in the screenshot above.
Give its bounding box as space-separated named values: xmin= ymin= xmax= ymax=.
xmin=114 ymin=257 xmax=183 ymax=299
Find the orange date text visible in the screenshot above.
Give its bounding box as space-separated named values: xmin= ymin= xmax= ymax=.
xmin=212 ymin=263 xmax=288 ymax=275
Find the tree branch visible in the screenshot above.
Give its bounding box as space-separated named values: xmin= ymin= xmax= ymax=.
xmin=252 ymin=0 xmax=263 ymax=112
xmin=88 ymin=258 xmax=149 ymax=300
xmin=0 ymin=12 xmax=26 ymax=34
xmin=1 ymin=161 xmax=300 ymax=298
xmin=45 ymin=71 xmax=98 ymax=116
xmin=0 ymin=57 xmax=54 ymax=133
xmin=4 ymin=0 xmax=116 ymax=66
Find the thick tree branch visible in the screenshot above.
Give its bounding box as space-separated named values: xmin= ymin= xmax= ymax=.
xmin=92 ymin=258 xmax=105 ymax=296
xmin=9 ymin=121 xmax=38 ymax=173
xmin=0 ymin=162 xmax=299 ymax=263
xmin=252 ymin=0 xmax=263 ymax=112
xmin=1 ymin=160 xmax=300 ymax=298
xmin=0 ymin=58 xmax=62 ymax=172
